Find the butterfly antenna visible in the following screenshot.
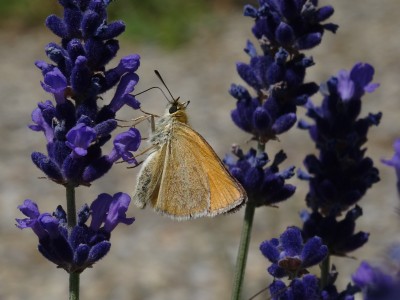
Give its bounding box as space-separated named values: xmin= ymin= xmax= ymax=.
xmin=154 ymin=70 xmax=177 ymax=102
xmin=133 ymin=86 xmax=169 ymax=101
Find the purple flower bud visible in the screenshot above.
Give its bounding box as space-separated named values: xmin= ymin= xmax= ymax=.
xmin=81 ymin=156 xmax=113 ymax=183
xmin=81 ymin=10 xmax=102 ymax=38
xmin=276 ymin=22 xmax=295 ymax=45
xmin=252 ymin=107 xmax=272 ymax=134
xmin=243 ymin=5 xmax=258 ymax=18
xmin=296 ymin=32 xmax=322 ymax=50
xmin=316 ymin=6 xmax=334 ymax=22
xmin=272 ymin=113 xmax=297 ymax=134
xmin=70 ymin=56 xmax=92 ymax=95
xmin=66 ymin=39 xmax=85 ymax=62
xmin=237 ymin=62 xmax=261 ymax=91
xmin=87 ymin=241 xmax=111 ymax=263
xmin=96 ymin=20 xmax=125 ymax=39
xmin=31 ymin=152 xmax=64 ymax=182
xmin=46 ymin=14 xmax=68 ymax=38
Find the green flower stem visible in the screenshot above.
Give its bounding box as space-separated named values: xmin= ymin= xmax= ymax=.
xmin=66 ymin=184 xmax=79 ymax=300
xmin=320 ymin=254 xmax=330 ymax=290
xmin=69 ymin=273 xmax=80 ymax=300
xmin=66 ymin=183 xmax=77 ymax=228
xmin=231 ymin=200 xmax=256 ymax=300
xmin=231 ymin=141 xmax=265 ymax=300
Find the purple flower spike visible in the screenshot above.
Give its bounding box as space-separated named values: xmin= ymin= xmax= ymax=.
xmin=16 ymin=196 xmax=134 ymax=273
xmin=299 ymin=63 xmax=381 ymax=213
xmin=40 ymin=67 xmax=67 ymax=104
xmin=260 ymin=226 xmax=328 ymax=278
xmin=29 ymin=0 xmax=141 ymax=186
xmin=225 ymin=147 xmax=295 ymax=207
xmin=111 ymin=128 xmax=141 ymax=164
xmin=66 ymin=123 xmax=97 ymax=158
xmin=231 ymin=0 xmax=336 ymax=141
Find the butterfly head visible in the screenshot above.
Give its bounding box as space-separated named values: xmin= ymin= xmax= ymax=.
xmin=168 ymin=98 xmax=190 ymax=124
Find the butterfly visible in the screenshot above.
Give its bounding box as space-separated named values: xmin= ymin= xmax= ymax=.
xmin=132 ymin=71 xmax=246 ymax=220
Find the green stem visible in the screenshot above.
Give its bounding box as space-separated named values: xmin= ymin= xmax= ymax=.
xmin=69 ymin=273 xmax=80 ymax=300
xmin=66 ymin=183 xmax=77 ymax=228
xmin=66 ymin=184 xmax=80 ymax=300
xmin=231 ymin=141 xmax=266 ymax=300
xmin=320 ymin=254 xmax=330 ymax=290
xmin=231 ymin=200 xmax=256 ymax=300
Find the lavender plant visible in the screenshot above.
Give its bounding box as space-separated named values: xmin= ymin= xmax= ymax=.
xmin=15 ymin=0 xmax=141 ymax=298
xmin=226 ymin=1 xmax=382 ymax=299
xmin=226 ymin=0 xmax=337 ymax=298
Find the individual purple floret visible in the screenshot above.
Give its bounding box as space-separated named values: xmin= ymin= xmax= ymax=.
xmin=30 ymin=0 xmax=141 ymax=186
xmin=16 ymin=193 xmax=134 ymax=273
xmin=230 ymin=0 xmax=336 ymax=143
xmin=352 ymin=261 xmax=400 ymax=300
xmin=224 ymin=146 xmax=295 ymax=207
xmin=382 ymin=139 xmax=400 ymax=193
xmin=259 ymin=226 xmax=328 ymax=278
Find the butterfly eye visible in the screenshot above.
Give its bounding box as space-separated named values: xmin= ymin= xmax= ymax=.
xmin=169 ymin=105 xmax=178 ymax=114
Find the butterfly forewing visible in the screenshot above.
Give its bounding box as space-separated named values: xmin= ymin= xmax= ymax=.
xmin=172 ymin=122 xmax=246 ymax=215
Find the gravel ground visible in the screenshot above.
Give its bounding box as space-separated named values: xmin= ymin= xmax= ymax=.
xmin=1 ymin=1 xmax=400 ymax=299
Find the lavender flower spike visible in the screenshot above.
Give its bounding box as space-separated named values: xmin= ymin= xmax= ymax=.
xmin=230 ymin=0 xmax=336 ymax=142
xmin=16 ymin=194 xmax=134 ymax=273
xmin=30 ymin=0 xmax=142 ymax=186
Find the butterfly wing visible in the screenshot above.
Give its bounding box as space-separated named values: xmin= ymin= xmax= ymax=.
xmin=132 ymin=146 xmax=167 ymax=209
xmin=153 ymin=126 xmax=211 ymax=219
xmin=177 ymin=123 xmax=247 ymax=215
xmin=155 ymin=121 xmax=246 ymax=219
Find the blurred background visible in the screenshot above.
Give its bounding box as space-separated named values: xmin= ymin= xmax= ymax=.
xmin=1 ymin=0 xmax=400 ymax=299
